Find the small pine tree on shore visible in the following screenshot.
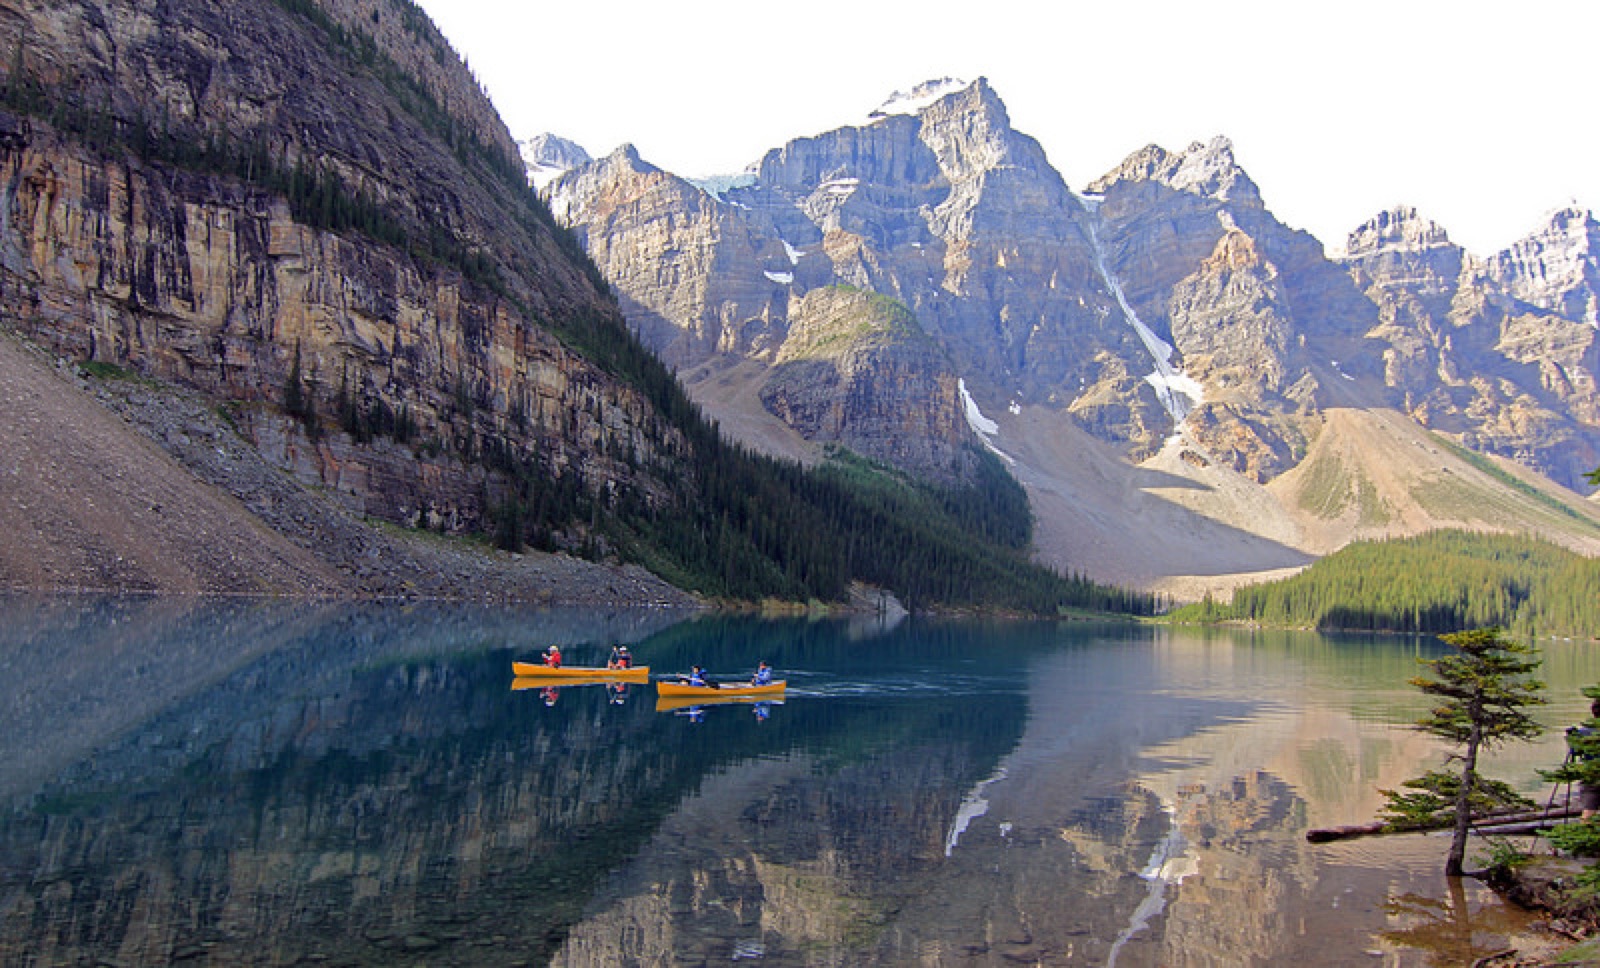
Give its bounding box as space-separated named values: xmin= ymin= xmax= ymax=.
xmin=1379 ymin=627 xmax=1546 ymax=877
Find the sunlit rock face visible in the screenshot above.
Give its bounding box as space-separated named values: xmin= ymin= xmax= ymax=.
xmin=1083 ymin=136 xmax=1389 ymax=481
xmin=1340 ymin=205 xmax=1600 ymax=489
xmin=550 ymin=78 xmax=1186 ymax=472
xmin=1487 ymin=207 xmax=1600 ymax=326
xmin=553 ymin=80 xmax=1600 ymax=494
xmin=0 ymin=0 xmax=687 ymax=536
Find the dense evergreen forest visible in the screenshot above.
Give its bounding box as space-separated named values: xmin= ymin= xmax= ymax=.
xmin=0 ymin=5 xmax=1151 ymax=617
xmin=1169 ymin=531 xmax=1600 ymax=637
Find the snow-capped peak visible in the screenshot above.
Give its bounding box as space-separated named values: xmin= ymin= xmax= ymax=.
xmin=868 ymin=78 xmax=970 ymax=121
xmin=519 ymin=133 xmax=591 ymax=191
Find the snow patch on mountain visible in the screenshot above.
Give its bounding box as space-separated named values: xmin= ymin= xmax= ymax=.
xmin=870 ymin=78 xmax=969 ymax=121
xmin=960 ymin=379 xmax=1014 ymax=464
xmin=520 ymin=133 xmax=591 ymax=191
xmin=691 ymin=171 xmax=758 ymax=201
xmin=1076 ymin=193 xmax=1204 ymax=423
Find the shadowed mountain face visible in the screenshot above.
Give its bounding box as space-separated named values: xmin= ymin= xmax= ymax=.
xmin=0 ymin=0 xmax=689 ymax=543
xmin=547 ymin=78 xmax=1600 ymax=590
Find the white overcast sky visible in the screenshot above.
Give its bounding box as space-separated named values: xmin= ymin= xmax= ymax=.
xmin=415 ymin=0 xmax=1597 ymax=257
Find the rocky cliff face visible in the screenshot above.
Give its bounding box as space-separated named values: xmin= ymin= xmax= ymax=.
xmin=760 ymin=286 xmax=978 ymax=483
xmin=550 ymin=78 xmax=1186 ymax=479
xmin=1487 ymin=206 xmax=1600 ymax=325
xmin=521 ymin=132 xmax=591 ymax=189
xmin=0 ymin=0 xmax=683 ymax=539
xmin=550 ymin=77 xmax=1600 ymax=502
xmin=1339 ymin=205 xmax=1600 ymax=487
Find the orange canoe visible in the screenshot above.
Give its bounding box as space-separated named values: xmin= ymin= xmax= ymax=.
xmin=510 ymin=662 xmax=649 ymax=680
xmin=655 ymin=679 xmax=785 ymax=699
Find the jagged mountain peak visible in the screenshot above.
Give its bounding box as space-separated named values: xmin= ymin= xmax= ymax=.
xmin=1087 ymin=136 xmax=1261 ymax=205
xmin=753 ymin=75 xmax=1029 ymax=192
xmin=602 ymin=142 xmax=656 ymax=171
xmin=544 ymin=143 xmax=671 ymax=224
xmin=1490 ymin=203 xmax=1600 ymax=324
xmin=519 ymin=132 xmax=591 ymax=190
xmin=1532 ymin=203 xmax=1598 ymax=236
xmin=1343 ymin=205 xmax=1458 ymax=258
xmin=547 ymin=72 xmax=1600 ymax=594
xmin=868 ymin=77 xmax=973 ymax=121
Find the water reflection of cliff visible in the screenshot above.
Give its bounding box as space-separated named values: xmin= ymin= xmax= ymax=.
xmin=4 ymin=608 xmax=1592 ymax=966
xmin=0 ymin=602 xmax=1033 ymax=966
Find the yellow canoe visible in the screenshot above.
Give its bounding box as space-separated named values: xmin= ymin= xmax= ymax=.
xmin=510 ymin=662 xmax=649 ymax=680
xmin=656 ymin=679 xmax=785 ymax=699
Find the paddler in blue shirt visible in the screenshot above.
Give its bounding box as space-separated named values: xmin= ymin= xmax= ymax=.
xmin=752 ymin=661 xmax=773 ymax=686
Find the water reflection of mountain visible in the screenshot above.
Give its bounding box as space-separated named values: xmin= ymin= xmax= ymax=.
xmin=5 ymin=608 xmax=1590 ymax=965
xmin=0 ymin=605 xmax=1032 ymax=965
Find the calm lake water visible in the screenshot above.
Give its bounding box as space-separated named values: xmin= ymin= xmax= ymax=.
xmin=1 ymin=595 xmax=1598 ymax=966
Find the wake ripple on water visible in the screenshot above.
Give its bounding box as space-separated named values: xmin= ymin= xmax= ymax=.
xmin=786 ymin=671 xmax=1017 ymax=700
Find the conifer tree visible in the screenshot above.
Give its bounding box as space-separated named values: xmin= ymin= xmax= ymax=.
xmin=1383 ymin=627 xmax=1546 ymax=876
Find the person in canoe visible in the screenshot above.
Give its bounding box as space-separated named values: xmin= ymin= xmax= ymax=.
xmin=682 ymin=665 xmax=716 ymax=688
xmin=616 ymin=645 xmax=632 ymax=669
xmin=751 ymin=661 xmax=773 ymax=686
xmin=543 ymin=644 xmax=562 ymax=668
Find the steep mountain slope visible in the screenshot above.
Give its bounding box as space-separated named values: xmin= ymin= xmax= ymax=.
xmin=0 ymin=324 xmax=694 ymax=601
xmin=0 ymin=10 xmax=1107 ymax=611
xmin=0 ymin=0 xmax=680 ymax=542
xmin=546 ymin=78 xmax=1600 ymax=597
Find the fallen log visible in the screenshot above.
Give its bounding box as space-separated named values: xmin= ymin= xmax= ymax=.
xmin=1307 ymin=806 xmax=1583 ymax=843
xmin=1431 ymin=819 xmax=1568 ymax=838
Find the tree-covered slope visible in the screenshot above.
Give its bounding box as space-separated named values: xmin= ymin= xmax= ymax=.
xmin=0 ymin=0 xmax=1133 ymax=614
xmin=1171 ymin=530 xmax=1600 ymax=637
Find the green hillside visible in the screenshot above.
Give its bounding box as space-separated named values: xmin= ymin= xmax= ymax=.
xmin=1170 ymin=530 xmax=1600 ymax=638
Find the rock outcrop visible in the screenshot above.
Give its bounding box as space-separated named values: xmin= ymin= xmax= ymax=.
xmin=549 ymin=77 xmax=1600 ymax=592
xmin=1339 ymin=205 xmax=1600 ymax=488
xmin=0 ymin=0 xmax=687 ymax=544
xmin=760 ymin=286 xmax=978 ymax=483
xmin=521 ymin=132 xmax=592 ymax=189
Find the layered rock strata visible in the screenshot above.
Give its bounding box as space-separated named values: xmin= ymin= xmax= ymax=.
xmin=0 ymin=0 xmax=685 ymax=539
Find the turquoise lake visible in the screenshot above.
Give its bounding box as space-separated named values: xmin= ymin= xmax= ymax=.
xmin=1 ymin=595 xmax=1598 ymax=966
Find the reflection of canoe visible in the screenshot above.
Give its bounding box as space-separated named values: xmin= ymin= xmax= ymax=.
xmin=655 ymin=694 xmax=784 ymax=712
xmin=510 ymin=663 xmax=648 ymax=680
xmin=656 ymin=680 xmax=785 ymax=699
xmin=511 ymin=676 xmax=641 ymax=691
